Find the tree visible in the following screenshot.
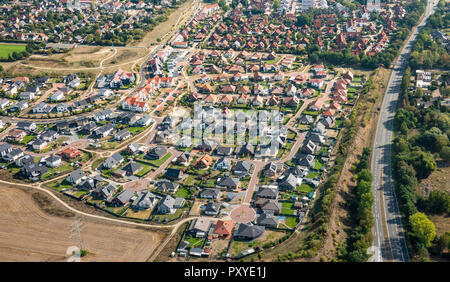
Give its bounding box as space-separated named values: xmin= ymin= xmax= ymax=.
xmin=440 ymin=146 xmax=450 ymax=162
xmin=273 ymin=0 xmax=280 ymax=9
xmin=409 ymin=150 xmax=437 ymax=179
xmin=296 ymin=13 xmax=313 ymax=27
xmin=426 ymin=190 xmax=450 ymax=214
xmin=417 ymin=127 xmax=449 ymax=153
xmin=410 ymin=212 xmax=436 ymax=248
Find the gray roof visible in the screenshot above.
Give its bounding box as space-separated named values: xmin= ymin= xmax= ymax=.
xmin=67 ymin=169 xmax=84 ymax=182
xmin=122 ymin=162 xmax=142 ymax=175
xmin=157 ymin=180 xmax=179 ymax=192
xmin=160 ymin=195 xmax=176 ymax=209
xmin=232 ymin=160 xmax=252 ymax=173
xmin=113 ymin=189 xmax=134 ymax=205
xmin=199 ymin=188 xmax=220 ymax=199
xmin=257 ymin=187 xmax=278 ymax=199
xmin=132 ymin=191 xmax=158 ymax=209
xmin=189 ymin=217 xmax=213 ymax=233
xmin=204 ymin=202 xmax=221 ymax=213
xmin=217 ymin=176 xmax=239 ymax=187
xmin=279 ymin=173 xmax=297 ymax=189
xmin=235 ymin=223 xmax=265 ymax=240
xmin=257 ymin=212 xmax=279 ymax=227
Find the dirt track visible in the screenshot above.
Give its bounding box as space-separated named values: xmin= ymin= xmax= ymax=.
xmin=0 ymin=186 xmax=164 ymax=262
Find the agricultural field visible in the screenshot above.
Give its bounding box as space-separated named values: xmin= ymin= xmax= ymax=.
xmin=0 ymin=185 xmax=164 ymax=262
xmin=0 ymin=43 xmax=26 ymax=59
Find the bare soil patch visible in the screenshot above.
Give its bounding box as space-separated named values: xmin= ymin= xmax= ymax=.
xmin=131 ymin=0 xmax=195 ymax=47
xmin=0 ymin=185 xmax=164 ymax=262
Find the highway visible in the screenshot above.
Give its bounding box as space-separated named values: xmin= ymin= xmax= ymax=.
xmin=370 ymin=0 xmax=438 ymax=262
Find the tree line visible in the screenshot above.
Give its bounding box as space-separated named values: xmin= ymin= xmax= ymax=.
xmin=338 ymin=148 xmax=375 ymax=262
xmin=392 ymin=66 xmax=450 ymax=260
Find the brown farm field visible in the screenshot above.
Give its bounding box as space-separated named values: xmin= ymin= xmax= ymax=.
xmin=0 ymin=185 xmax=165 ymax=262
xmin=130 ymin=0 xmax=196 ymax=47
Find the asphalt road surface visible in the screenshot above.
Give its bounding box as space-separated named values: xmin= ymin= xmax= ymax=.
xmin=370 ymin=0 xmax=439 ymax=262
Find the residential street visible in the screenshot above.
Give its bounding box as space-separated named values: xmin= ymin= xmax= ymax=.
xmin=370 ymin=0 xmax=439 ymax=262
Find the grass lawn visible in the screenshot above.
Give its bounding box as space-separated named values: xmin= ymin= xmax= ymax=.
xmin=73 ymin=190 xmax=89 ymax=198
xmin=302 ymin=110 xmax=320 ymax=116
xmin=135 ymin=162 xmax=154 ymax=177
xmin=284 ymin=217 xmax=299 ymax=229
xmin=184 ymin=174 xmax=199 ymax=186
xmin=231 ymin=240 xmax=254 ymax=257
xmin=317 ymin=147 xmax=328 ymax=156
xmin=314 ymin=160 xmax=324 ymax=170
xmin=146 ymin=152 xmax=172 ymax=167
xmin=152 ymin=206 xmax=188 ymax=222
xmin=125 ymin=208 xmax=152 ymax=220
xmin=183 ymin=235 xmax=205 ymax=249
xmin=92 ymin=157 xmax=106 ymax=170
xmin=175 ymin=187 xmax=193 ymax=198
xmin=106 ymin=205 xmax=129 ymax=216
xmin=297 ymin=183 xmax=315 ymax=193
xmin=0 ymin=43 xmax=26 ymax=59
xmin=18 ymin=135 xmax=36 ymax=145
xmin=45 ymin=179 xmax=73 ymax=191
xmin=287 ymin=130 xmax=297 ymax=140
xmin=281 ymin=202 xmax=295 ymax=215
xmin=128 ymin=126 xmax=146 ymax=135
xmin=54 ymin=162 xmax=73 ymax=173
xmin=306 ymin=171 xmax=320 ymax=179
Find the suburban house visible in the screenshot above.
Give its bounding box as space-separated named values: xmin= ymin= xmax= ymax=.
xmin=234 ymin=223 xmax=265 ymax=241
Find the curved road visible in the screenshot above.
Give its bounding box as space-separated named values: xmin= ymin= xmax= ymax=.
xmin=370 ymin=0 xmax=438 ymax=262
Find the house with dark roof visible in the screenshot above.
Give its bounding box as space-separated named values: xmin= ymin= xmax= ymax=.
xmin=4 ymin=148 xmax=24 ymax=162
xmin=217 ymin=176 xmax=239 ymax=190
xmin=109 ymin=189 xmax=134 ymax=207
xmin=94 ymin=123 xmax=114 ymax=138
xmin=239 ymin=143 xmax=255 ymax=156
xmin=232 ymin=160 xmax=252 ymax=175
xmin=278 ymin=173 xmax=297 ymax=191
xmin=299 ymin=115 xmax=314 ymax=124
xmin=114 ymin=129 xmax=131 ymax=141
xmin=203 ymin=201 xmax=221 ymax=216
xmin=102 ymin=152 xmax=124 ymax=169
xmin=263 ymin=162 xmax=283 ymax=178
xmin=254 ymin=198 xmax=282 ymax=214
xmin=21 ymin=163 xmax=49 ymax=181
xmin=0 ymin=143 xmax=12 ymax=158
xmin=77 ymin=176 xmax=103 ymax=191
xmin=93 ymin=183 xmax=118 ymax=200
xmin=257 ymin=212 xmax=279 ymax=228
xmin=215 ymin=157 xmax=231 ymax=171
xmin=146 ymin=146 xmax=168 ymax=160
xmin=44 ymin=154 xmax=62 ymax=168
xmin=215 ymin=145 xmax=233 ymax=156
xmin=234 ymin=223 xmax=265 ymax=241
xmin=296 ymin=154 xmax=315 ymax=168
xmin=301 ymin=140 xmax=318 ymax=155
xmin=199 ymin=188 xmax=221 ymax=200
xmin=131 ymin=191 xmax=158 ymax=210
xmin=256 ymin=187 xmax=279 ymax=199
xmin=174 ymin=152 xmax=191 ymax=166
xmin=122 ymin=162 xmax=143 ymax=176
xmin=165 ymin=168 xmax=182 ymax=181
xmin=157 ymin=195 xmax=184 ymax=214
xmin=66 ymin=169 xmax=85 ymax=185
xmin=156 ymin=180 xmax=180 ymax=193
